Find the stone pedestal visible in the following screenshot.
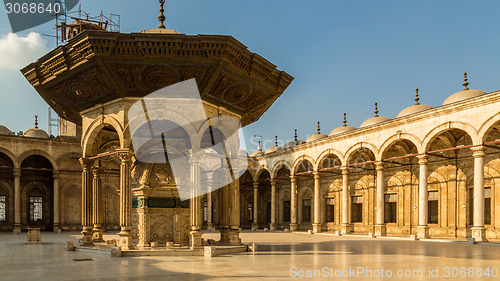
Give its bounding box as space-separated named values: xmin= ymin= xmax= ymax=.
xmin=81 ymin=226 xmax=94 ymax=246
xmin=26 ymin=228 xmax=42 ymax=244
xmin=118 ymin=230 xmax=134 ymax=250
xmin=417 ymin=226 xmax=430 ymax=239
xmin=289 ymin=223 xmax=298 ymax=232
xmin=252 ymin=223 xmax=259 ymax=231
xmin=374 ymin=225 xmax=386 ymax=237
xmin=471 ymin=227 xmax=486 ymax=242
xmin=219 ymin=228 xmax=230 ymax=244
xmin=92 ymin=226 xmax=104 ymax=242
xmin=312 ymin=224 xmax=322 ymax=233
xmin=270 ymin=222 xmax=277 ymax=231
xmin=190 ymin=230 xmax=203 ymax=249
xmin=341 ymin=224 xmax=352 ymax=235
xmin=228 ymin=229 xmax=241 ymax=246
xmin=13 ymin=225 xmax=21 ymax=234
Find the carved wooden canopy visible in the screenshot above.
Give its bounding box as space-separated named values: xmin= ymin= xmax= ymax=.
xmin=21 ymin=30 xmax=293 ymax=127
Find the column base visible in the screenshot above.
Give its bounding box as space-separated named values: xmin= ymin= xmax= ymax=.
xmin=341 ymin=224 xmax=352 ymax=235
xmin=312 ymin=223 xmax=322 ymax=233
xmin=117 ymin=231 xmax=134 ymax=250
xmin=190 ymin=230 xmax=203 ymax=249
xmin=417 ymin=226 xmax=430 ymax=239
xmin=13 ymin=224 xmax=21 ymax=234
xmin=471 ymin=227 xmax=486 ymax=242
xmin=374 ymin=224 xmax=386 ymax=237
xmin=289 ymin=223 xmax=298 ymax=232
xmin=251 ymin=223 xmax=259 ymax=231
xmin=270 ymin=222 xmax=277 ymax=231
xmin=219 ymin=228 xmax=230 ymax=244
xmin=228 ymin=229 xmax=241 ymax=246
xmin=206 ymin=223 xmax=214 ymax=231
xmin=92 ymin=227 xmax=104 ymax=242
xmin=81 ymin=227 xmax=94 ymax=246
xmin=53 ymin=224 xmax=61 ymax=233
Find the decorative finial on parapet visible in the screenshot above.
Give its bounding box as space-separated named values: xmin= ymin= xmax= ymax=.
xmin=463 ymin=72 xmax=469 ymax=90
xmin=294 ymin=129 xmax=298 ymax=141
xmin=34 ymin=115 xmax=38 ymax=128
xmin=258 ymin=141 xmax=262 ymax=151
xmin=343 ymin=113 xmax=347 ymax=126
xmin=374 ymin=103 xmax=379 ymax=117
xmin=275 ymin=136 xmax=278 ymax=146
xmin=158 ymin=0 xmax=166 ymax=29
xmin=317 ymin=121 xmax=321 ymax=134
xmin=415 ymin=88 xmax=420 ymax=105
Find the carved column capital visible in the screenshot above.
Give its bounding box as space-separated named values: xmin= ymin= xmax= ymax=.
xmin=341 ymin=167 xmax=349 ymax=175
xmin=116 ymin=149 xmax=133 ymax=164
xmin=13 ymin=168 xmax=21 ymax=177
xmin=471 ymin=146 xmax=486 ymax=158
xmin=270 ymin=178 xmax=277 ymax=185
xmin=290 ymin=175 xmax=297 ymax=183
xmin=79 ymin=157 xmax=93 ymax=169
xmin=53 ymin=170 xmax=61 ymax=179
xmin=417 ymin=154 xmax=429 ymax=165
xmin=375 ymin=162 xmax=384 ymax=170
xmin=313 ymin=171 xmax=320 ymax=179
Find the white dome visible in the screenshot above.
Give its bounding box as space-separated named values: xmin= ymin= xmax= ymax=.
xmin=397 ymin=104 xmax=433 ymax=118
xmin=306 ymin=133 xmax=328 ymax=142
xmin=360 ymin=116 xmax=391 ymax=128
xmin=0 ymin=125 xmax=11 ymax=135
xmin=443 ymin=89 xmax=485 ymax=106
xmin=329 ymin=125 xmax=356 ymax=136
xmin=284 ymin=140 xmax=305 ymax=148
xmin=24 ymin=128 xmax=49 ymax=139
xmin=250 ymin=150 xmax=263 ymax=157
xmin=265 ymin=145 xmax=282 ymax=154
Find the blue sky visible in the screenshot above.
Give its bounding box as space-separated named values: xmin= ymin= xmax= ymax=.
xmin=1 ymin=0 xmax=500 ymax=151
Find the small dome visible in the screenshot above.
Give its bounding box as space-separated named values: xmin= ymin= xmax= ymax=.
xmin=360 ymin=116 xmax=391 ymax=128
xmin=443 ymin=89 xmax=485 ymax=105
xmin=24 ymin=128 xmax=49 ymax=139
xmin=306 ymin=133 xmax=328 ymax=142
xmin=329 ymin=125 xmax=356 ymax=136
xmin=397 ymin=104 xmax=433 ymax=118
xmin=250 ymin=150 xmax=263 ymax=157
xmin=265 ymin=145 xmax=282 ymax=154
xmin=0 ymin=125 xmax=11 ymax=135
xmin=360 ymin=103 xmax=390 ymax=128
xmin=443 ymin=72 xmax=485 ymax=105
xmin=284 ymin=140 xmax=305 ymax=148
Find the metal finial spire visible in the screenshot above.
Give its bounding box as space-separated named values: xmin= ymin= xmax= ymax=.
xmin=294 ymin=129 xmax=298 ymax=141
xmin=415 ymin=88 xmax=420 ymax=105
xmin=343 ymin=113 xmax=347 ymax=126
xmin=317 ymin=121 xmax=321 ymax=134
xmin=34 ymin=115 xmax=38 ymax=129
xmin=374 ymin=103 xmax=379 ymax=117
xmin=275 ymin=136 xmax=278 ymax=146
xmin=258 ymin=141 xmax=262 ymax=151
xmin=463 ymin=72 xmax=469 ymax=90
xmin=158 ymin=0 xmax=166 ymax=29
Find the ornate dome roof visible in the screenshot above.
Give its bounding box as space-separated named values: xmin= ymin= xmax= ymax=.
xmin=24 ymin=128 xmax=49 ymax=139
xmin=0 ymin=125 xmax=11 ymax=135
xmin=306 ymin=122 xmax=328 ymax=142
xmin=265 ymin=136 xmax=282 ymax=154
xmin=443 ymin=73 xmax=485 ymax=106
xmin=360 ymin=103 xmax=391 ymax=128
xmin=397 ymin=88 xmax=433 ymax=117
xmin=284 ymin=140 xmax=305 ymax=148
xmin=329 ymin=113 xmax=356 ymax=136
xmin=24 ymin=116 xmax=49 ymax=139
xmin=250 ymin=150 xmax=263 ymax=157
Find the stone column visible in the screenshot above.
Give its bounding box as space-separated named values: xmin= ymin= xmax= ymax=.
xmin=53 ymin=171 xmax=61 ymax=232
xmin=270 ymin=179 xmax=277 ymax=231
xmin=79 ymin=158 xmax=94 ymax=246
xmin=116 ymin=149 xmax=134 ymax=250
xmin=375 ymin=162 xmax=386 ymax=236
xmin=207 ymin=179 xmax=213 ymax=231
xmin=472 ymin=146 xmax=486 ymax=241
xmin=252 ymin=181 xmax=259 ymax=230
xmin=341 ymin=168 xmax=351 ymax=234
xmin=417 ymin=155 xmax=429 ymax=239
xmin=228 ymin=179 xmax=241 ymax=245
xmin=91 ymin=166 xmax=104 ymax=241
xmin=13 ymin=168 xmax=21 ymax=234
xmin=218 ymin=183 xmax=230 ymax=243
xmin=189 ymin=154 xmax=203 ymax=249
xmin=290 ymin=175 xmax=298 ymax=232
xmin=313 ymin=172 xmax=322 ymax=233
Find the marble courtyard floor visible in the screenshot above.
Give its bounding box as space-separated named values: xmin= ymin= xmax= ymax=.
xmin=1 ymin=231 xmax=500 ymax=280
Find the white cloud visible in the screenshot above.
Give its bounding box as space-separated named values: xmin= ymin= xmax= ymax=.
xmin=0 ymin=32 xmax=49 ymax=70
